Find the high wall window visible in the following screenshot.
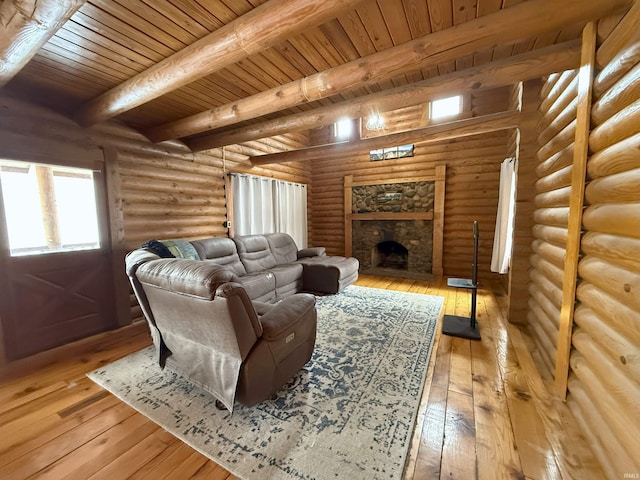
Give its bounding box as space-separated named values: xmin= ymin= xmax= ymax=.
xmin=430 ymin=94 xmax=463 ymax=121
xmin=0 ymin=160 xmax=101 ymax=256
xmin=334 ymin=118 xmax=353 ymax=141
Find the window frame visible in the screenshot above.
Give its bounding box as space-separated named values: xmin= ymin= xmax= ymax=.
xmin=0 ymin=159 xmax=104 ymax=257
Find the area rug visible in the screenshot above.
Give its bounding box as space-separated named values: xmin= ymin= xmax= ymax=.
xmin=88 ymin=285 xmax=443 ymax=480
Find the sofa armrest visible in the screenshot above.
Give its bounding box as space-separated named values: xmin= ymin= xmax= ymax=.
xmin=251 ymin=300 xmax=275 ymax=316
xmin=259 ymin=293 xmax=316 ymax=340
xmin=136 ymin=258 xmax=238 ymax=300
xmin=297 ymin=247 xmax=326 ymax=258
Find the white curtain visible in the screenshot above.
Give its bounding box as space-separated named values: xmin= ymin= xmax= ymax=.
xmin=275 ymin=180 xmax=308 ymax=248
xmin=230 ymin=174 xmax=308 ymax=248
xmin=491 ymin=158 xmax=516 ymax=274
xmin=231 ymin=174 xmax=275 ymax=235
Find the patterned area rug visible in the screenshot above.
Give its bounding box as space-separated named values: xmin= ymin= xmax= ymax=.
xmin=88 ymin=285 xmax=443 ymax=480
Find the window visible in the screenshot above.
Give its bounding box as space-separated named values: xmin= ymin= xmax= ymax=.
xmin=334 ymin=118 xmax=353 ymax=141
xmin=370 ymin=144 xmax=414 ymax=161
xmin=229 ymin=173 xmax=308 ymax=248
xmin=0 ymin=160 xmax=101 ymax=256
xmin=430 ymin=94 xmax=463 ymax=120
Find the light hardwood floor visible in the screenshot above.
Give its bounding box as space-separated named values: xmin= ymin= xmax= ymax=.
xmin=0 ymin=275 xmax=602 ymax=479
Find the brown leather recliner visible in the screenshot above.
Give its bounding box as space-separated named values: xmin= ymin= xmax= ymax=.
xmin=125 ymin=252 xmax=317 ymax=411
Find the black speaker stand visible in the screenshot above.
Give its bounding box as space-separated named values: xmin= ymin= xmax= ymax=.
xmin=442 ymin=221 xmax=481 ymax=340
xmin=442 ymin=277 xmax=480 ymax=340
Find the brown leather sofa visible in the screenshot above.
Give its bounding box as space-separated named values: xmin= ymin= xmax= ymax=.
xmin=126 ymin=250 xmax=317 ymax=411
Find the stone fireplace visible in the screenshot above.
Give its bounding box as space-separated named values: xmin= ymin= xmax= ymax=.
xmin=351 ymin=180 xmax=435 ymax=280
xmin=352 ymin=220 xmax=433 ymax=278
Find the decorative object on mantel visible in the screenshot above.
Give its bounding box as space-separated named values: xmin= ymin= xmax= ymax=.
xmin=87 ymin=285 xmax=444 ymax=480
xmin=442 ymin=220 xmax=481 ymax=340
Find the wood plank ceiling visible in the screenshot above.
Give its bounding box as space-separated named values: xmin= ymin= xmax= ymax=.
xmin=1 ymin=0 xmax=617 ymax=152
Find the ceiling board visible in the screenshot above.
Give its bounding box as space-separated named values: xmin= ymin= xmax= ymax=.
xmin=2 ymin=0 xmax=599 ymax=143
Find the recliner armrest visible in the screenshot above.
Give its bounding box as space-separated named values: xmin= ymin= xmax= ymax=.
xmin=215 ymin=282 xmax=264 ymax=339
xmin=259 ymin=293 xmax=316 ymax=340
xmin=137 ymin=258 xmax=238 ymax=300
xmin=297 ymin=247 xmax=326 ymax=258
xmin=125 ymin=249 xmax=160 ymax=277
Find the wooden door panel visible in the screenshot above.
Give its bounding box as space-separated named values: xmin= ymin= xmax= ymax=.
xmin=3 ymin=250 xmax=117 ymax=360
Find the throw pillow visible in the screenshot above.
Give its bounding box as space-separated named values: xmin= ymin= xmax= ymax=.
xmin=159 ymin=239 xmax=200 ymax=260
xmin=141 ymin=239 xmax=175 ymax=258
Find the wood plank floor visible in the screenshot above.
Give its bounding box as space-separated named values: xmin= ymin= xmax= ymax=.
xmin=0 ymin=275 xmax=603 ymax=479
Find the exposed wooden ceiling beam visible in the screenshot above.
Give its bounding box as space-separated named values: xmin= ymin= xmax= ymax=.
xmin=250 ymin=110 xmax=520 ymax=165
xmin=147 ymin=0 xmax=630 ymax=143
xmin=72 ymin=0 xmax=364 ymax=127
xmin=0 ymin=0 xmax=85 ymax=88
xmin=186 ymin=40 xmax=581 ymax=151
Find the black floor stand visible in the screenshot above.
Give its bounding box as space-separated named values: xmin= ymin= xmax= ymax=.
xmin=442 ymin=221 xmax=481 ymax=340
xmin=442 ymin=279 xmax=480 ymax=340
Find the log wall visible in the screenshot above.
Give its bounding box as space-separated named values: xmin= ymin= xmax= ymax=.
xmin=528 ymin=66 xmax=578 ymax=377
xmin=507 ymin=80 xmax=540 ymax=324
xmin=309 ymin=107 xmax=511 ymax=280
xmin=567 ymin=15 xmax=640 ymax=477
xmin=439 ymin=132 xmax=510 ymax=280
xmin=0 ymin=93 xmax=310 ymax=328
xmin=525 ymin=7 xmax=640 ymax=478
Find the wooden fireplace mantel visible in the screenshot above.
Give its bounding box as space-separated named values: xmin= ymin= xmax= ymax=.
xmin=344 ymin=165 xmax=446 ymax=276
xmin=351 ymin=212 xmax=434 ymax=221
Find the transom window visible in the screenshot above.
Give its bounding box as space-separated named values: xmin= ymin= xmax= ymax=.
xmin=334 ymin=118 xmax=353 ymax=141
xmin=430 ymin=94 xmax=463 ymax=120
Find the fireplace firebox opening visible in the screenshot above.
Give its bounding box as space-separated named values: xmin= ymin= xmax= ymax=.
xmin=372 ymin=241 xmax=408 ymax=270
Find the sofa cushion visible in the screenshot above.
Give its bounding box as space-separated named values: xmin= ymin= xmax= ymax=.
xmin=234 ymin=235 xmax=277 ymax=273
xmin=265 ymin=233 xmax=299 ymax=264
xmin=191 ymin=237 xmax=247 ymax=276
xmin=269 ymin=263 xmax=304 ymax=299
xmin=236 ymin=271 xmax=277 ymax=303
xmin=270 ymin=263 xmax=303 ymax=287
